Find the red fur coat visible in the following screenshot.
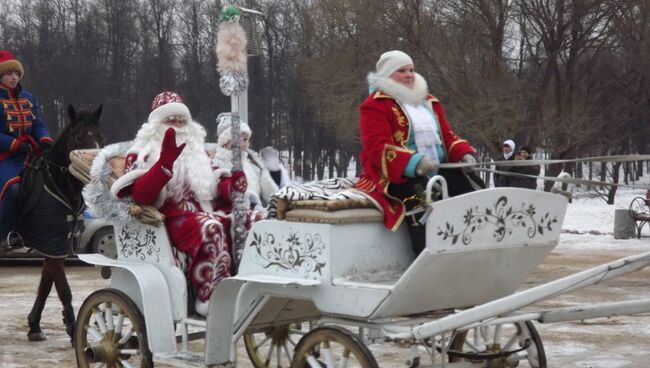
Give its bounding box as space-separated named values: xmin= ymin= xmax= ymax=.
xmin=354 ymin=92 xmax=475 ymax=230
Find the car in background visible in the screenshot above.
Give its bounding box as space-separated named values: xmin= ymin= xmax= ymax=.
xmin=76 ymin=210 xmax=116 ymax=258
xmin=0 ymin=210 xmax=116 ymax=259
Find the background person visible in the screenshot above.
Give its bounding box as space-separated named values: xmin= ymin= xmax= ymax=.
xmin=213 ymin=113 xmax=279 ymax=212
xmin=354 ymin=50 xmax=483 ymax=255
xmin=510 ymin=146 xmax=540 ymax=190
xmin=260 ymin=146 xmax=291 ymax=189
xmin=494 ymin=139 xmax=515 ymax=187
xmin=0 ymin=50 xmax=52 ymax=247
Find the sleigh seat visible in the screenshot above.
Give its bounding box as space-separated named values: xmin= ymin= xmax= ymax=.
xmin=267 ymin=178 xmax=384 ymax=224
xmin=276 ymin=198 xmax=383 ymax=224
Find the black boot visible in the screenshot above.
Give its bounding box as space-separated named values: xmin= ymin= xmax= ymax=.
xmin=408 ymin=224 xmax=427 ymax=255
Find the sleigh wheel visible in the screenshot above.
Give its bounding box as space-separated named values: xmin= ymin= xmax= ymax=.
xmin=74 ymin=288 xmax=152 ymax=368
xmin=244 ymin=323 xmax=306 ymax=367
xmin=290 ymin=326 xmax=378 ymax=368
xmin=448 ymin=321 xmax=546 ymax=368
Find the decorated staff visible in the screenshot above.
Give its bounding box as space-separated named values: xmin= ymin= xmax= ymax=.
xmin=216 ymin=4 xmax=249 ymax=266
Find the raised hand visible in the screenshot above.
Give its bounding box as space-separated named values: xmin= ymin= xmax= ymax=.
xmin=159 ymin=127 xmax=186 ymax=170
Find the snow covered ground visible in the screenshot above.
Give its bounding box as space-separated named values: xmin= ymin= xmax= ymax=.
xmin=526 ymin=180 xmax=650 ymax=367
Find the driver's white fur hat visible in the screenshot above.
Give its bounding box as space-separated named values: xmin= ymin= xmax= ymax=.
xmin=375 ymin=50 xmax=413 ymax=78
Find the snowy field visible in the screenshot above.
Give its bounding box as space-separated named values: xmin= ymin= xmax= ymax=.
xmin=1 ymin=176 xmax=649 ymax=367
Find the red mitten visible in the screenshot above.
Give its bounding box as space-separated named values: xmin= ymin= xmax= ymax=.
xmin=230 ymin=170 xmax=248 ymax=194
xmin=129 ymin=129 xmax=184 ymax=205
xmin=216 ymin=171 xmax=247 ymax=209
xmin=159 ymin=128 xmax=186 ymax=170
xmin=217 ymin=176 xmax=233 ymax=207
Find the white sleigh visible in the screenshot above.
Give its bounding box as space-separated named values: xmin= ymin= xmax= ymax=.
xmin=199 ymin=185 xmax=567 ymax=366
xmin=73 ymin=147 xmax=606 ymax=368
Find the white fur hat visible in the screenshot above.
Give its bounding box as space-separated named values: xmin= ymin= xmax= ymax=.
xmin=216 ymin=112 xmax=252 ymax=147
xmin=148 ymin=91 xmax=191 ymax=125
xmin=375 ymin=50 xmax=414 ymax=78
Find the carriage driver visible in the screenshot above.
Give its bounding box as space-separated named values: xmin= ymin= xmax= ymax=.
xmin=112 ymin=91 xmax=263 ymax=316
xmin=0 ymin=50 xmax=53 ymax=248
xmin=354 ymin=50 xmax=485 ymax=255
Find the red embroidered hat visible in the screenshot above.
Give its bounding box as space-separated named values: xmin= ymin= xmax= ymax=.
xmin=0 ymin=50 xmax=24 ymax=78
xmin=148 ymin=91 xmax=191 ymax=124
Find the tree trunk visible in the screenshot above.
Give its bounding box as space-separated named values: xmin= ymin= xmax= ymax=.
xmin=544 ymin=164 xmax=563 ymax=192
xmin=607 ymin=162 xmax=622 ymax=205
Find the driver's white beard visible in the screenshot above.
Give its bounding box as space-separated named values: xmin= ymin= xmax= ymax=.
xmin=132 ymin=121 xmax=217 ymax=203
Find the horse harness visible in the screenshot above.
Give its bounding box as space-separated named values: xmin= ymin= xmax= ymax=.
xmin=18 ymin=153 xmax=85 ymax=243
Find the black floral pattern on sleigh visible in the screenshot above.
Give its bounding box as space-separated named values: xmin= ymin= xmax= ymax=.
xmin=118 ymin=226 xmax=160 ymax=261
xmin=249 ymin=230 xmax=326 ymax=277
xmin=437 ymin=196 xmax=558 ymax=245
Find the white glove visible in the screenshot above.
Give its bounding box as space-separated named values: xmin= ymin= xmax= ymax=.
xmin=461 ymin=154 xmax=478 ymax=174
xmin=416 ymin=155 xmax=439 ymax=176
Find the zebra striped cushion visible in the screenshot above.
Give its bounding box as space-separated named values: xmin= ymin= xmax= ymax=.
xmin=267 ymin=177 xmax=378 ymax=219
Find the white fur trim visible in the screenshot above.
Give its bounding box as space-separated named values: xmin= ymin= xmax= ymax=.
xmin=367 ymin=72 xmax=428 ymax=104
xmin=110 ymin=168 xmax=167 ymax=209
xmin=89 ymin=141 xmax=133 ymax=178
xmin=213 ymin=168 xmax=231 ymax=178
xmin=148 ymin=102 xmax=191 ymax=124
xmin=110 ymin=169 xmax=147 ymax=197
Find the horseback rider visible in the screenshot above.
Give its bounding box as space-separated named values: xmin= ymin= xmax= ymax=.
xmin=0 ymin=50 xmax=53 ymax=248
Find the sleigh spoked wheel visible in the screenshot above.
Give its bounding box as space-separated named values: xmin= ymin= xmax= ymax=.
xmin=290 ymin=326 xmax=378 ymax=368
xmin=244 ymin=323 xmax=307 ymax=367
xmin=74 ymin=288 xmax=152 ymax=368
xmin=448 ymin=321 xmax=546 ymax=368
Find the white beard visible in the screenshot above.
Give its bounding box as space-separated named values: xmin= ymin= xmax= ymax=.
xmin=128 ymin=120 xmax=217 ymax=203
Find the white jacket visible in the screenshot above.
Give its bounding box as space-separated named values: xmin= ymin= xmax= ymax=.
xmin=212 ymin=148 xmax=279 ymax=209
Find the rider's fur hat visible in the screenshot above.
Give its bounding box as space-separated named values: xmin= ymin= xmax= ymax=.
xmin=148 ymin=91 xmax=191 ymax=125
xmin=216 ymin=112 xmax=252 ymax=147
xmin=0 ymin=50 xmax=24 ymax=78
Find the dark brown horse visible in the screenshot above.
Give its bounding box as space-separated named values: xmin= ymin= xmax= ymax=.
xmin=17 ymin=104 xmax=103 ymax=343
